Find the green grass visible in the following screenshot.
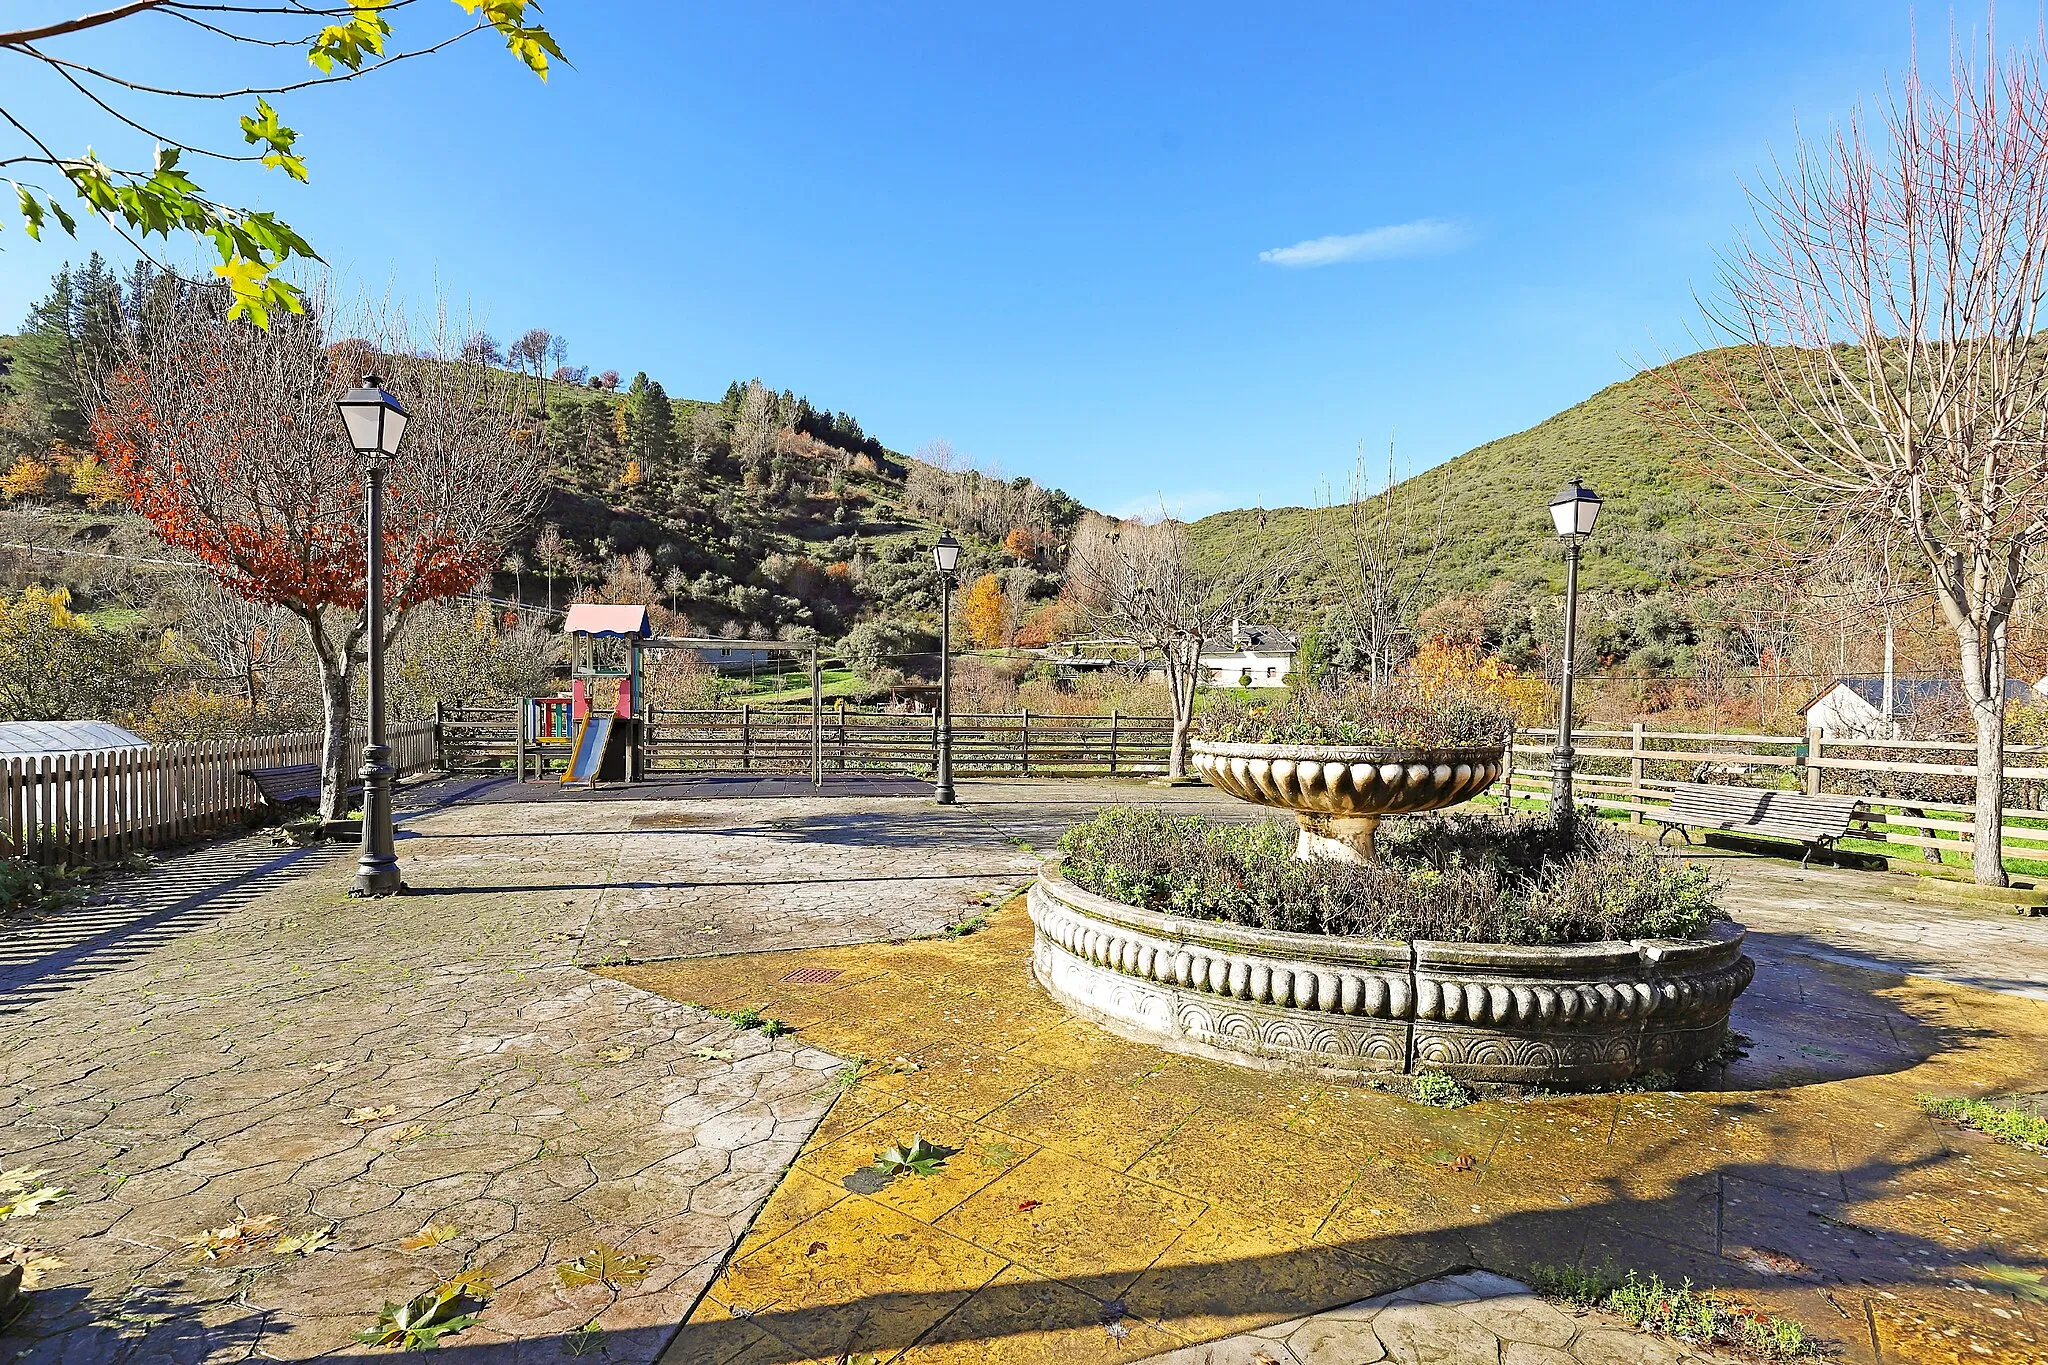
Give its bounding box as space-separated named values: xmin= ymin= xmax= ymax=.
xmin=1918 ymin=1094 xmax=2048 ymax=1150
xmin=1527 ymin=1265 xmax=1822 ymax=1359
xmin=727 ymin=667 xmax=867 ymax=704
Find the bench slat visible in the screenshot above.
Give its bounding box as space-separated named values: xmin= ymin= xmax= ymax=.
xmin=1659 ymin=783 xmax=1859 ymax=854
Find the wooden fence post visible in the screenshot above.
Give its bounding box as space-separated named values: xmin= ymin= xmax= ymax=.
xmin=1020 ymin=709 xmax=1031 ymax=776
xmin=740 ymin=703 xmax=752 ymax=771
xmin=1630 ymin=721 xmax=1646 ymax=824
xmin=1110 ymin=710 xmax=1120 ymax=775
xmin=837 ymin=696 xmax=848 ymax=772
xmin=1806 ymin=735 xmax=1823 ymax=796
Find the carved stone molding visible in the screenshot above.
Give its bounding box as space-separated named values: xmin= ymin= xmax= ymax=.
xmin=1189 ymin=741 xmax=1506 ymax=860
xmin=1028 ymin=866 xmax=1753 ymax=1087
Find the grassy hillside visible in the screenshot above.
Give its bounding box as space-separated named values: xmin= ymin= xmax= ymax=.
xmin=1190 ymin=353 xmax=1763 ymax=611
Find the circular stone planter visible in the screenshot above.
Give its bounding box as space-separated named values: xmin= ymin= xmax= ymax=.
xmin=1189 ymin=740 xmax=1504 ymax=860
xmin=1028 ymin=865 xmax=1754 ymax=1087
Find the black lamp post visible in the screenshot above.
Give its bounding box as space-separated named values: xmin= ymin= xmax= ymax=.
xmin=932 ymin=531 xmax=962 ymax=805
xmin=336 ymin=374 xmax=409 ymax=895
xmin=1547 ymin=477 xmax=1602 ymax=827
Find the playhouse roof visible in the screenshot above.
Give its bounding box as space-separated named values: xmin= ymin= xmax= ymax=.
xmin=562 ymin=604 xmax=650 ymax=638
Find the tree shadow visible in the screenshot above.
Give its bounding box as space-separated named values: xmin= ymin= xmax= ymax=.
xmin=0 ymin=838 xmax=346 ymax=1013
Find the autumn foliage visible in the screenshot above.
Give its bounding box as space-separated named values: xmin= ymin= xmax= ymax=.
xmin=1402 ymin=634 xmax=1549 ymax=725
xmin=961 ymin=572 xmax=1013 ymax=648
xmin=91 ymin=311 xmax=540 ymax=619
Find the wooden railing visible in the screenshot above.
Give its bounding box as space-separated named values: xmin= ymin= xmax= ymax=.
xmin=3 ymin=721 xmax=438 ymax=867
xmin=646 ymin=706 xmax=1174 ymax=778
xmin=1502 ymin=724 xmax=2048 ymax=867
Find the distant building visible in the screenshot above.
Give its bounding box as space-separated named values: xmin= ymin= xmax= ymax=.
xmin=1199 ymin=621 xmax=1298 ymax=689
xmin=1797 ymin=675 xmax=2034 ymax=740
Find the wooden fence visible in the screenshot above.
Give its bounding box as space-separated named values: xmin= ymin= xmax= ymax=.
xmin=4 ymin=721 xmax=438 ymax=867
xmin=438 ymin=702 xmax=1177 ymax=779
xmin=646 ymin=706 xmax=1174 ymax=777
xmin=1503 ymin=724 xmax=2048 ymax=867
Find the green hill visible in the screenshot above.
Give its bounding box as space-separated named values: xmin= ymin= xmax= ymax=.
xmin=1189 ymin=352 xmax=1765 ymax=612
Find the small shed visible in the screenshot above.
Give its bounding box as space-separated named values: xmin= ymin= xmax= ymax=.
xmin=1199 ymin=621 xmax=1300 ymax=689
xmin=0 ymin=720 xmax=150 ymax=758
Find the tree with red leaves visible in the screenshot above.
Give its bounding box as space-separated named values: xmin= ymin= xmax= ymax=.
xmin=92 ymin=293 xmax=544 ymax=819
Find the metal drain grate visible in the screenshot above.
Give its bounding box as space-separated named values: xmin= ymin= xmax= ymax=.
xmin=780 ymin=967 xmax=843 ymax=984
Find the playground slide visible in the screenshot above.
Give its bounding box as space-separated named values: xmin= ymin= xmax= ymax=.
xmin=560 ymin=713 xmax=615 ymax=786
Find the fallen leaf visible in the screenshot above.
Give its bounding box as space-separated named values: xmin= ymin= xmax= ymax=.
xmin=399 ymin=1223 xmax=460 ymax=1252
xmin=342 ymin=1105 xmax=397 ymax=1127
xmin=0 ymin=1244 xmax=64 ymax=1289
xmin=1016 ymin=1200 xmax=1042 ymax=1212
xmin=805 ymin=1240 xmax=827 ymax=1256
xmin=693 ymin=1047 xmax=734 ymax=1062
xmin=272 ymin=1224 xmax=337 ymax=1256
xmin=873 ymin=1136 xmax=949 ymax=1179
xmin=0 ymin=1169 xmax=51 ymax=1194
xmin=0 ymin=1185 xmax=67 ymax=1220
xmin=597 ymin=1046 xmax=636 ymax=1062
xmin=555 ymin=1242 xmax=662 ymax=1290
xmin=1976 ymin=1262 xmax=2048 ymax=1303
xmin=386 ymin=1124 xmax=430 ymax=1144
xmin=184 ymin=1214 xmax=280 ymax=1261
xmin=313 ymin=1060 xmax=350 ymax=1075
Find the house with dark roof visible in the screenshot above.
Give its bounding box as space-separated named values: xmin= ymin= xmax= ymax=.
xmin=1198 ymin=620 xmax=1299 ymax=689
xmin=1797 ymin=674 xmax=2037 ymax=740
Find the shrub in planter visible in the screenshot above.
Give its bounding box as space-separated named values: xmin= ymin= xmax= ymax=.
xmin=1056 ymin=807 xmax=1723 ymax=945
xmin=1195 ymin=678 xmax=1516 ymax=749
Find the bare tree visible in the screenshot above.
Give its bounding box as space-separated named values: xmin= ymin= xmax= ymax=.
xmin=1678 ymin=34 xmax=2048 ymax=884
xmin=93 ymin=291 xmax=546 ymax=819
xmin=1066 ymin=512 xmax=1302 ymax=777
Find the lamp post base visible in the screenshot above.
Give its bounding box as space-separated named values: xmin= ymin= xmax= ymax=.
xmin=354 ymin=743 xmax=403 ymax=897
xmin=934 ymin=784 xmax=956 ymax=805
xmin=351 ymin=862 xmax=405 ymax=897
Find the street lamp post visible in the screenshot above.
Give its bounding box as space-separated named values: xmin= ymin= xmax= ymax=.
xmin=337 ymin=375 xmax=410 ymax=896
xmin=1547 ymin=477 xmax=1602 ymax=828
xmin=932 ymin=531 xmax=962 ymax=805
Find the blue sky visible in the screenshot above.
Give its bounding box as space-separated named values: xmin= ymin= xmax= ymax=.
xmin=0 ymin=1 xmax=1992 ymax=517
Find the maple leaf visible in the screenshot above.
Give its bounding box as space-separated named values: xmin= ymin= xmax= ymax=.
xmin=0 ymin=1243 xmax=64 ymax=1289
xmin=0 ymin=1169 xmax=52 ymax=1194
xmin=0 ymin=1184 xmax=66 ymax=1220
xmin=555 ymin=1243 xmax=662 ymax=1290
xmin=355 ymin=1273 xmax=491 ymax=1349
xmin=399 ymin=1222 xmax=460 ymax=1252
xmin=873 ymin=1137 xmax=950 ymax=1179
xmin=597 ymin=1046 xmax=635 ymax=1062
xmin=184 ymin=1213 xmax=280 ymax=1261
xmin=271 ymin=1224 xmax=337 ymax=1256
xmin=342 ymin=1105 xmax=397 ymax=1127
xmin=386 ymin=1124 xmax=431 ymax=1144
xmin=692 ymin=1047 xmax=734 ymax=1062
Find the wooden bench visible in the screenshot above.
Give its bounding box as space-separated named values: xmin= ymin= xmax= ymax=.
xmin=240 ymin=763 xmax=362 ymax=813
xmin=1655 ymin=784 xmax=1863 ymax=867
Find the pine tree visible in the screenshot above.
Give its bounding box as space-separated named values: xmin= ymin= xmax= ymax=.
xmin=8 ymin=266 xmax=85 ymax=454
xmin=625 ymin=372 xmax=673 ymax=472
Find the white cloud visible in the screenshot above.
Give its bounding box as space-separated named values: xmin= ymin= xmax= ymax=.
xmin=1258 ymin=218 xmax=1475 ymax=268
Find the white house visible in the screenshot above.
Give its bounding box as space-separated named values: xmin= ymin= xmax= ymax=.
xmin=1199 ymin=621 xmax=1298 ymax=689
xmin=1798 ymin=675 xmax=2034 ymax=740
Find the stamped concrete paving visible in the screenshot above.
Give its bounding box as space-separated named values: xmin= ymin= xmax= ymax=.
xmin=618 ymin=868 xmax=2048 ymax=1364
xmin=4 ymin=775 xmax=2047 ymax=1363
xmin=1141 ymin=1268 xmax=1744 ymax=1365
xmin=0 ymin=782 xmax=1033 ymax=1361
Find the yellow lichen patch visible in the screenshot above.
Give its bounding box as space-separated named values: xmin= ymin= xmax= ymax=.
xmin=1122 ymin=1205 xmax=1401 ymax=1344
xmin=711 ymin=1195 xmax=1008 ymax=1362
xmin=615 ymin=897 xmax=2048 ymax=1365
xmin=932 ymin=1146 xmax=1207 ymax=1287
